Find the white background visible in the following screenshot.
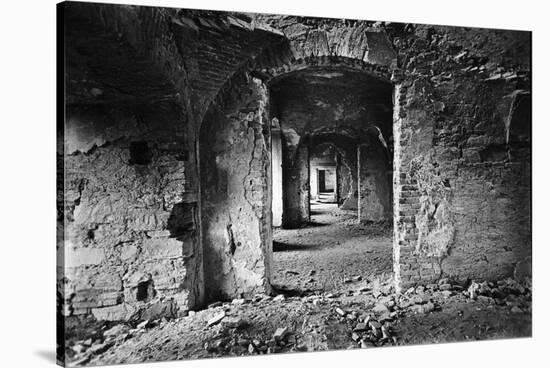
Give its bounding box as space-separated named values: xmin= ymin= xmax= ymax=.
xmin=0 ymin=0 xmax=548 ymax=367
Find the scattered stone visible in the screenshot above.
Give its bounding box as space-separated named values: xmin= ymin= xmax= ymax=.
xmin=104 ymin=324 xmax=130 ymax=337
xmin=208 ymin=301 xmax=223 ymax=308
xmin=381 ymin=325 xmax=391 ymax=339
xmin=441 ymin=290 xmax=453 ymax=298
xmin=207 ymin=311 xmax=226 ymax=327
xmin=410 ymin=302 xmax=435 ymax=314
xmin=273 ymin=327 xmax=289 ymax=341
xmin=221 ymin=316 xmax=247 ymax=329
xmin=136 ymin=320 xmax=152 ymax=330
xmin=248 ymin=344 xmax=255 ymax=354
xmin=352 ymin=275 xmax=363 ymax=282
xmin=373 ymin=302 xmax=390 ymax=313
xmin=439 ymin=283 xmax=452 ymax=291
xmin=368 ymin=320 xmax=381 ymax=329
xmin=468 ymin=281 xmax=480 ymax=299
xmin=72 ymin=344 xmax=85 ymax=354
xmin=477 ymin=295 xmax=495 ymax=304
xmin=237 ymin=337 xmax=250 ymax=346
xmin=273 ymin=294 xmax=285 ymax=302
xmin=88 ymin=341 xmax=113 ymax=355
xmin=67 ymin=356 xmax=90 ymax=367
xmin=351 ymin=332 xmax=361 ymax=342
xmin=231 ymin=298 xmax=245 ymax=305
xmin=353 ymin=322 xmax=368 ymax=332
xmin=335 ymin=307 xmax=346 ymax=316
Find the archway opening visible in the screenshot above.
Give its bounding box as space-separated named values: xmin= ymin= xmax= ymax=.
xmin=268 ymin=66 xmax=394 ymax=295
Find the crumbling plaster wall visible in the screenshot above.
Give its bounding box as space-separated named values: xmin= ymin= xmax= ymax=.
xmin=358 ymin=136 xmax=393 ymax=223
xmin=59 ymin=3 xmax=285 ymax=322
xmin=200 ymin=75 xmax=272 ymax=302
xmin=61 ymin=101 xmax=202 ymax=320
xmin=60 ymin=3 xmax=204 ymax=321
xmin=336 ymin=148 xmax=357 ymax=210
xmin=392 ymin=25 xmax=531 ymax=289
xmin=281 ymin=133 xmax=310 ymax=228
xmin=60 ymin=1 xmax=531 ymax=315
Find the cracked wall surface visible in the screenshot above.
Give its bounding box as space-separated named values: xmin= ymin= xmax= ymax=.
xmin=59 ymin=2 xmax=531 ymax=324
xmin=200 ymin=75 xmax=272 ymax=301
xmin=392 ymin=25 xmax=531 ymax=288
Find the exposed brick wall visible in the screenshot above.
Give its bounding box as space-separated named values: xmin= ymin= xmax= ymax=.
xmin=60 ymin=3 xmax=531 ymax=313
xmin=391 ymin=25 xmax=531 ymax=289
xmin=61 ymin=100 xmax=202 ymax=319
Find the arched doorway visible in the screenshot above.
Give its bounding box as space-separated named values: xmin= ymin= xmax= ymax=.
xmin=198 ymin=57 xmax=395 ymax=303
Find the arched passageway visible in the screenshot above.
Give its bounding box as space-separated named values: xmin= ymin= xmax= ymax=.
xmin=268 ymin=65 xmax=394 ymax=294
xmin=198 ymin=59 xmax=395 ymax=300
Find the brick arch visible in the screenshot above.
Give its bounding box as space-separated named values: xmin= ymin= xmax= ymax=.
xmin=199 ymin=42 xmax=396 ymax=132
xmin=260 ymin=56 xmax=392 ymax=85
xmin=197 ymin=33 xmax=398 ymax=297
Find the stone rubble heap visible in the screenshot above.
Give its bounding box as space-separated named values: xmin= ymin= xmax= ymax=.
xmin=65 ymin=275 xmax=531 ymax=365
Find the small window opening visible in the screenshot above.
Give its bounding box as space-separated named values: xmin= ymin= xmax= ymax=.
xmin=129 ymin=141 xmax=152 ymax=165
xmin=136 ymin=280 xmax=155 ymax=302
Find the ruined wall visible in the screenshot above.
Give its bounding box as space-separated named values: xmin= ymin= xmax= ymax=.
xmin=61 ymin=101 xmax=202 ymax=320
xmin=200 ymin=75 xmax=272 ymax=301
xmin=392 ymin=25 xmax=531 ymax=288
xmin=59 ymin=3 xmax=288 ymax=322
xmin=358 ymin=140 xmax=393 ymax=222
xmin=60 ymin=2 xmax=532 ymax=307
xmin=59 ymin=4 xmax=204 ymax=321
xmin=333 ymin=142 xmax=359 ymax=210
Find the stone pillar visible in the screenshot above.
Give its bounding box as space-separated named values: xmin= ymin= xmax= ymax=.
xmin=282 ymin=142 xmax=310 ymax=228
xmin=310 ymin=167 xmax=319 ymax=201
xmin=200 ymin=77 xmax=271 ymax=302
xmin=271 ymin=127 xmax=283 ymax=227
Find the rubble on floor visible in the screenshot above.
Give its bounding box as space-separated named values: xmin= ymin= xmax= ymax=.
xmin=64 ymin=276 xmax=531 ymax=366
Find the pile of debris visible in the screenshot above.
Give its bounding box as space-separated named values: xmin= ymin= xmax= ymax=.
xmin=334 ymin=306 xmax=397 ymax=348
xmin=204 ymin=325 xmax=300 ymax=356
xmin=466 ymin=277 xmax=532 ymax=313
xmin=66 ymin=275 xmax=532 ymax=364
xmin=67 ymin=319 xmax=163 ymax=367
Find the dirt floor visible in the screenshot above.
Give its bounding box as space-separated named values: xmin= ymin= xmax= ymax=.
xmin=63 ymin=203 xmax=532 ymax=367
xmin=272 ymin=201 xmax=392 ymax=294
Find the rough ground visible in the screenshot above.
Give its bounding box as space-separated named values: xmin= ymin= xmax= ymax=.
xmin=273 ymin=202 xmax=392 ymax=293
xmin=64 ymin=205 xmax=531 ymax=367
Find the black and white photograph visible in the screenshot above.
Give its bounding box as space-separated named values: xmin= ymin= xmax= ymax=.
xmin=2 ymin=0 xmax=549 ymax=368
xmin=56 ymin=1 xmax=534 ymax=366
